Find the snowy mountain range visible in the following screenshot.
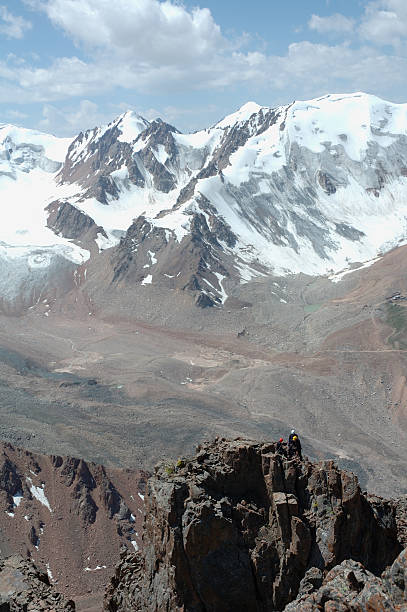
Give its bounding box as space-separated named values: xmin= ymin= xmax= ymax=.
xmin=2 ymin=91 xmax=407 ymax=308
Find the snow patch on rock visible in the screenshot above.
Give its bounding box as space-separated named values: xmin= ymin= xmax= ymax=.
xmin=26 ymin=477 xmax=52 ymax=512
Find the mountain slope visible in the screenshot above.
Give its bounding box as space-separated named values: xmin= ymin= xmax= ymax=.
xmin=0 ymin=124 xmax=88 ymax=313
xmin=0 ymin=441 xmax=147 ymax=609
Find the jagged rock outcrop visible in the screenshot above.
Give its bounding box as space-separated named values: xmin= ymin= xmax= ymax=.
xmin=46 ymin=200 xmax=108 ymax=243
xmin=104 ymin=438 xmax=406 ymax=611
xmin=285 ymin=548 xmax=407 ymax=610
xmin=0 ymin=554 xmax=75 ymax=610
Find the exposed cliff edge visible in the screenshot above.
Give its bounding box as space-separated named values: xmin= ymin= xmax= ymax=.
xmin=104 ymin=437 xmax=407 ymax=611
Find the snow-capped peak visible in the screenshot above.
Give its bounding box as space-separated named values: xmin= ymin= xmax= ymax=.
xmin=3 ymin=91 xmax=407 ymax=312
xmin=285 ymin=92 xmax=407 ymax=162
xmin=67 ymin=110 xmax=150 ymax=162
xmin=115 ymin=111 xmax=150 ymax=143
xmin=215 ymin=101 xmax=265 ymax=129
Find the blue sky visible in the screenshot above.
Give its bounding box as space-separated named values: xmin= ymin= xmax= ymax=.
xmin=0 ymin=0 xmax=407 ymax=135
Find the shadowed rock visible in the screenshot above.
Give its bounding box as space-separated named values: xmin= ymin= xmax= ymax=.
xmin=104 ymin=438 xmax=405 ymax=611
xmin=0 ymin=555 xmax=75 ymax=610
xmin=0 ymin=442 xmax=147 ymax=609
xmin=285 ymin=547 xmax=407 ymax=610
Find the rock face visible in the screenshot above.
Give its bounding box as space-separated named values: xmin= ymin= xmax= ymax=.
xmin=57 ymin=116 xmax=148 ymax=202
xmin=46 ymin=200 xmax=108 ymax=244
xmin=111 ymin=206 xmax=236 ymax=307
xmin=285 ymin=548 xmax=407 ymax=610
xmin=104 ymin=438 xmax=406 ymax=611
xmin=0 ymin=554 xmax=75 ymax=610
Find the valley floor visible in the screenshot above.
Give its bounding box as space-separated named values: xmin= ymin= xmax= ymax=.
xmin=0 ymin=245 xmax=407 ymax=497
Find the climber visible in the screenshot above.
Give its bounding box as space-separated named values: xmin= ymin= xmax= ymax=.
xmin=289 ymin=429 xmax=296 ymax=444
xmin=288 ymin=433 xmax=302 ymax=460
xmin=276 ymin=437 xmax=286 ymax=456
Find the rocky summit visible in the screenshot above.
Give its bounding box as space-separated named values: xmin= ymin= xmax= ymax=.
xmin=104 ymin=437 xmax=407 ymax=611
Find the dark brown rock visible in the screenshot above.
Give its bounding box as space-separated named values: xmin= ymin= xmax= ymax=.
xmin=104 ymin=438 xmax=405 ymax=611
xmin=285 ymin=546 xmax=407 ymax=611
xmin=46 ymin=200 xmax=108 ymax=243
xmin=0 ymin=442 xmax=147 ymax=609
xmin=137 ymin=119 xmax=179 ymax=193
xmin=0 ymin=555 xmax=75 ymax=611
xmin=110 ymin=207 xmax=234 ymax=306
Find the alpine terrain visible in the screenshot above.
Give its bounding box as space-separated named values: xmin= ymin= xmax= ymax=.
xmin=0 ymin=92 xmax=406 ymax=543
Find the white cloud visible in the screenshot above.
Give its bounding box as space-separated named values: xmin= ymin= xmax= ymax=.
xmin=27 ymin=0 xmax=224 ymax=63
xmin=1 ymin=35 xmax=407 ymax=117
xmin=13 ymin=0 xmax=406 ymax=107
xmin=15 ymin=0 xmax=254 ymax=99
xmin=0 ymin=0 xmax=405 ymax=135
xmin=5 ymin=109 xmax=28 ymax=120
xmin=309 ymin=13 xmax=355 ymax=34
xmin=38 ymin=99 xmax=112 ymax=135
xmin=360 ymin=0 xmax=407 ymax=47
xmin=17 ymin=57 xmax=110 ymax=98
xmin=0 ymin=5 xmax=32 ymax=38
xmin=272 ymin=41 xmax=407 ymax=94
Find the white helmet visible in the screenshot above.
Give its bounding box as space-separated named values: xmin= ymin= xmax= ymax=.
xmin=291 ymin=429 xmax=295 ymax=434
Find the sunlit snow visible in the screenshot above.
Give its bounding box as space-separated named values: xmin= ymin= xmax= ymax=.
xmin=328 ymin=256 xmax=382 ymax=283
xmin=3 ymin=92 xmax=407 ymax=281
xmin=216 ymin=102 xmax=263 ymax=129
xmin=26 ymin=477 xmax=52 ymax=512
xmin=0 ymin=124 xmax=71 ymax=162
xmin=12 ymin=492 xmax=23 ymax=507
xmin=141 ymin=274 xmax=152 ymax=285
xmin=0 ymin=123 xmax=89 ymax=268
xmin=46 ymin=563 xmax=54 ymax=581
xmin=116 ymin=111 xmax=149 ymax=143
xmin=213 ymin=272 xmax=228 ymax=304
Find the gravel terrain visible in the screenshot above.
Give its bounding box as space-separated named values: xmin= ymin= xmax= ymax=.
xmin=0 ymin=246 xmax=406 ymax=497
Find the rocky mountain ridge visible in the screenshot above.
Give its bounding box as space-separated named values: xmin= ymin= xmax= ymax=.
xmin=285 ymin=548 xmax=407 ymax=610
xmin=0 ymin=436 xmax=406 ymax=610
xmin=0 ymin=441 xmax=147 ymax=610
xmin=104 ymin=437 xmax=407 ymax=611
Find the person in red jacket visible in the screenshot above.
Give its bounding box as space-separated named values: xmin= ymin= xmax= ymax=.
xmin=276 ymin=437 xmax=286 ymax=456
